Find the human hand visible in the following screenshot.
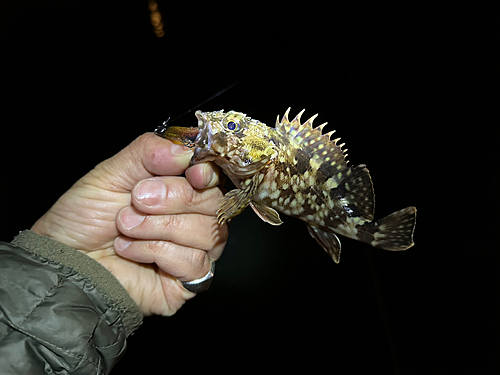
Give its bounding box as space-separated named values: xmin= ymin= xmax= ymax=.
xmin=31 ymin=133 xmax=228 ymax=316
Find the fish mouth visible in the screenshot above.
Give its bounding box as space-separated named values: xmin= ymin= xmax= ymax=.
xmin=154 ymin=111 xmax=214 ymax=166
xmin=194 ymin=111 xmax=211 ymax=148
xmin=192 ymin=110 xmax=214 ymax=165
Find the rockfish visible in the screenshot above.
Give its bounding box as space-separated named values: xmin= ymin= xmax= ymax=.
xmin=155 ymin=109 xmax=416 ymax=263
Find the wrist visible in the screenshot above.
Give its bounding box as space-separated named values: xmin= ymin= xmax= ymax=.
xmin=12 ymin=230 xmax=143 ymax=335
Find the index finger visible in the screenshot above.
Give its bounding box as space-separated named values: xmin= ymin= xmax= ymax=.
xmin=132 ymin=176 xmax=223 ymax=216
xmin=88 ymin=133 xmax=194 ymax=192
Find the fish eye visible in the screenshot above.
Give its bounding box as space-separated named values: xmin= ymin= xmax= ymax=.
xmin=224 ymin=116 xmax=241 ymax=131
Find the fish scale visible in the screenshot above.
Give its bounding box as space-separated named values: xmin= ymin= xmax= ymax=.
xmin=156 ymin=108 xmax=417 ymax=263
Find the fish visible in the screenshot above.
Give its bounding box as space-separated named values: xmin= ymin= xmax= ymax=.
xmin=155 ymin=108 xmax=416 ymax=263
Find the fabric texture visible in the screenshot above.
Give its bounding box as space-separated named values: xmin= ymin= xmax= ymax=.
xmin=0 ymin=230 xmax=143 ymax=374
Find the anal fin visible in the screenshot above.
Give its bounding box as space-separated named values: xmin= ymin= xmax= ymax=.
xmin=250 ymin=201 xmax=283 ymax=226
xmin=307 ymin=225 xmax=342 ymax=263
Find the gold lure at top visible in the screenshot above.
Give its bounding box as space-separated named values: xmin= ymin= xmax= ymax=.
xmin=155 ymin=109 xmax=416 ymax=263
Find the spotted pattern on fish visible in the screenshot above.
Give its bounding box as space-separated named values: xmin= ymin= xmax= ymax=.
xmin=156 ymin=108 xmax=417 ymax=263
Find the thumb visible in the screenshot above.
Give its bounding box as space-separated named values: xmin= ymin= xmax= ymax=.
xmin=84 ymin=133 xmax=194 ymax=192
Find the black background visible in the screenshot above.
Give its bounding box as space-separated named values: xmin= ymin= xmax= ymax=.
xmin=0 ymin=2 xmax=496 ymax=374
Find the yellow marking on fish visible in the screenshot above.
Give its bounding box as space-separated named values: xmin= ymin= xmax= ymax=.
xmin=338 ymin=224 xmax=359 ymax=237
xmin=347 ymin=216 xmax=364 ymax=225
xmin=296 ymin=192 xmax=304 ymax=203
xmin=259 ymin=190 xmax=269 ymax=199
xmin=325 ymin=177 xmax=338 ymax=189
xmin=176 ymin=109 xmax=416 ymax=263
xmin=309 ymin=158 xmax=322 ymax=170
xmin=308 ymin=175 xmax=315 ymax=186
xmin=270 ymin=190 xmax=280 ymax=199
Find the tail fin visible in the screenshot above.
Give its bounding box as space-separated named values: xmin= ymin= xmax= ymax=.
xmin=358 ymin=207 xmax=417 ymax=251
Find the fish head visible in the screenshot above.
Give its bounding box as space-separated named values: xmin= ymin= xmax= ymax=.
xmin=192 ymin=110 xmax=277 ymax=176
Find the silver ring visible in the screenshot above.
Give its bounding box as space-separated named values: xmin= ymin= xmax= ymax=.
xmin=181 ymin=260 xmax=215 ymax=293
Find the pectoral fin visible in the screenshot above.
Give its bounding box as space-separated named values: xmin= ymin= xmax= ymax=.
xmin=307 ymin=225 xmax=342 ymax=263
xmin=217 ymin=173 xmax=263 ymax=225
xmin=250 ymin=201 xmax=283 ymax=226
xmin=217 ymin=189 xmax=251 ymax=225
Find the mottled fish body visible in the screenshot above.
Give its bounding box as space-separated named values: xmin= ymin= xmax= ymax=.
xmin=156 ymin=109 xmax=416 ymax=263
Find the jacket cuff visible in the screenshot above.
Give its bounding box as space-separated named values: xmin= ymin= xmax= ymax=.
xmin=11 ymin=230 xmax=143 ymax=336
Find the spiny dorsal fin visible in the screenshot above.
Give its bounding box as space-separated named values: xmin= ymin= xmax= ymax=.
xmin=276 ymin=108 xmax=350 ymax=176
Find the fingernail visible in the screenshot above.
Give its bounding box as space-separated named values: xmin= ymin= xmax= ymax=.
xmin=171 ymin=143 xmax=194 ymax=156
xmin=115 ymin=236 xmax=132 ymax=252
xmin=136 ymin=179 xmax=166 ymax=206
xmin=203 ymin=164 xmax=217 ymax=187
xmin=119 ymin=207 xmax=146 ymax=230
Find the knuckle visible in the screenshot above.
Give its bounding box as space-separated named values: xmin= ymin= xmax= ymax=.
xmin=150 ymin=240 xmax=175 ymax=262
xmin=146 ymin=239 xmax=167 ymax=256
xmin=161 ymin=214 xmax=185 ymax=233
xmin=170 ymin=179 xmax=196 ymax=207
xmin=189 ymin=250 xmax=210 ymax=278
xmin=181 ymin=181 xmax=196 ymax=207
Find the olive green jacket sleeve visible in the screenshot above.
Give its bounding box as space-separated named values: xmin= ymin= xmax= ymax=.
xmin=0 ymin=230 xmax=143 ymax=374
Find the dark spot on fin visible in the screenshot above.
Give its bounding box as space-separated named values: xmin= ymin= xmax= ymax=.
xmin=307 ymin=225 xmax=342 ymax=263
xmin=357 ymin=207 xmax=417 ymax=251
xmin=250 ymin=201 xmax=283 ymax=226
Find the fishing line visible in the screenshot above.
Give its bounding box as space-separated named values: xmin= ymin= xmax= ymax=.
xmin=165 ymin=77 xmax=246 ymax=125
